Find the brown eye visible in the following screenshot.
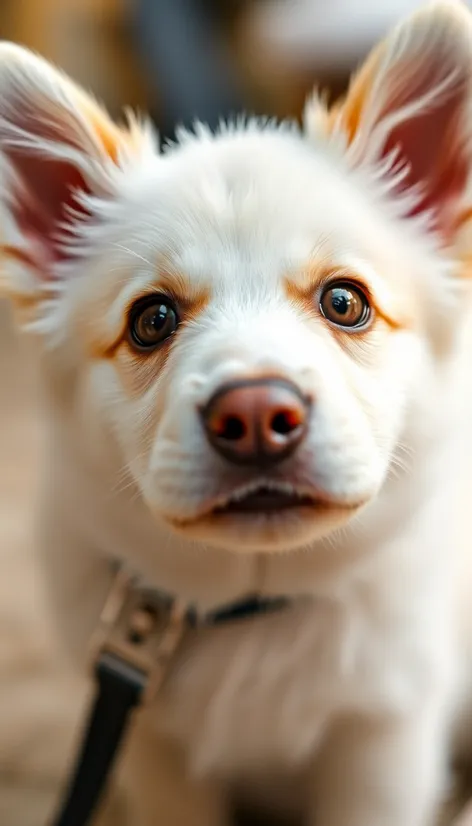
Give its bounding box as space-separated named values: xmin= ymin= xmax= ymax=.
xmin=129 ymin=296 xmax=179 ymax=349
xmin=320 ymin=282 xmax=371 ymax=329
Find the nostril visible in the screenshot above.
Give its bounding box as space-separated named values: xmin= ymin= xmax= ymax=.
xmin=270 ymin=408 xmax=303 ymax=436
xmin=214 ymin=415 xmax=247 ymax=441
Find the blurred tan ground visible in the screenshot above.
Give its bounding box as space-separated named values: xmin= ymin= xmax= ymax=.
xmin=0 ymin=300 xmax=89 ymax=826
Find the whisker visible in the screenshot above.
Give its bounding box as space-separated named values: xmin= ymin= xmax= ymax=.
xmin=112 ymin=243 xmax=153 ymax=267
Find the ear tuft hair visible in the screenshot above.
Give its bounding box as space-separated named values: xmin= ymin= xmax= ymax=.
xmin=0 ymin=43 xmax=156 ymax=307
xmin=307 ymin=1 xmax=472 ymax=244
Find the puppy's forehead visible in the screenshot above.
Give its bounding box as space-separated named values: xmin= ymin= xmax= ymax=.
xmin=123 ymin=129 xmax=388 ymax=287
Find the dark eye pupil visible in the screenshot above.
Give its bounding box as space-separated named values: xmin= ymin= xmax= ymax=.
xmin=142 ymin=304 xmax=169 ymax=333
xmin=131 ymin=299 xmax=178 ymax=348
xmin=331 ymin=291 xmax=350 ymax=315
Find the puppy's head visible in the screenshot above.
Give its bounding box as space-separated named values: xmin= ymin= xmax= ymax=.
xmin=1 ymin=1 xmax=472 ymax=553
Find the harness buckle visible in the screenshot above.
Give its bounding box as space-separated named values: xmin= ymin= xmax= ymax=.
xmin=89 ymin=568 xmax=189 ymax=704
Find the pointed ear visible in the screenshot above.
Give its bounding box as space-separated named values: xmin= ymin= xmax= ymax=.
xmin=314 ymin=1 xmax=472 ymax=244
xmin=0 ymin=43 xmax=155 ymax=319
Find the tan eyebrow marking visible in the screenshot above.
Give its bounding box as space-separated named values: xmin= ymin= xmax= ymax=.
xmin=88 ymin=275 xmax=210 ymax=362
xmin=284 ymin=264 xmax=412 ymax=332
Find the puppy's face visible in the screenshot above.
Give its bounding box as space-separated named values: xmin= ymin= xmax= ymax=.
xmin=70 ymin=134 xmax=430 ymax=552
xmin=1 ymin=1 xmax=472 ymax=553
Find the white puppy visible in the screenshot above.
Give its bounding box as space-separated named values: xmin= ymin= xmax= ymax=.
xmin=2 ymin=2 xmax=472 ymax=825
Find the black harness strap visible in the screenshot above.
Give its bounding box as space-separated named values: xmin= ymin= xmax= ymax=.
xmin=50 ymin=569 xmax=289 ymax=826
xmin=52 ymin=652 xmax=146 ymax=826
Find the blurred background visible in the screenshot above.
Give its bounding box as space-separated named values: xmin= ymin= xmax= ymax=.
xmin=0 ymin=0 xmax=434 ymax=138
xmin=0 ymin=2 xmax=469 ymax=826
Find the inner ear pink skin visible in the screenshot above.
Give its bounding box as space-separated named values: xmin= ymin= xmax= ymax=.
xmin=383 ymin=86 xmax=468 ymax=239
xmin=9 ymin=152 xmax=92 ymax=279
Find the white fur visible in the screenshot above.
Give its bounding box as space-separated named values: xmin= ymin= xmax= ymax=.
xmin=2 ymin=3 xmax=472 ymax=825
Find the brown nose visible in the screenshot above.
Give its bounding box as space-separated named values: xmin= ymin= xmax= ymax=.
xmin=200 ymin=378 xmax=310 ymax=466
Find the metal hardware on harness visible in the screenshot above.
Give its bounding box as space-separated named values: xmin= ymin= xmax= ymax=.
xmin=90 ymin=568 xmax=190 ymax=704
xmin=50 ymin=569 xmax=190 ymax=826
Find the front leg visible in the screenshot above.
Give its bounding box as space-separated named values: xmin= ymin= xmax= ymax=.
xmin=310 ymin=706 xmax=448 ymax=826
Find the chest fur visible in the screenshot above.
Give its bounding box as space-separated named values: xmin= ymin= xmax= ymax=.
xmin=153 ymin=595 xmax=443 ymax=776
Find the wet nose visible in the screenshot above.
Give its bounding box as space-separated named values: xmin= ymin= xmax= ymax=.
xmin=200 ymin=378 xmax=310 ymax=466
